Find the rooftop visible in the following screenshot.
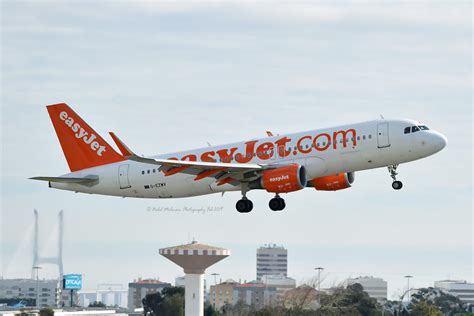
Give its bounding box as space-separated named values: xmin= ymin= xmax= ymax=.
xmin=159 ymin=241 xmax=229 ymax=254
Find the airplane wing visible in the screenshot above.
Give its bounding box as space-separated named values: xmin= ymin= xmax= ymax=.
xmin=129 ymin=156 xmax=263 ymax=172
xmin=109 ymin=132 xmax=270 ymax=185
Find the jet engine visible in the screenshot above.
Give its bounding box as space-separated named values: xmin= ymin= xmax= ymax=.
xmin=249 ymin=164 xmax=307 ymax=193
xmin=308 ymin=172 xmax=355 ymax=191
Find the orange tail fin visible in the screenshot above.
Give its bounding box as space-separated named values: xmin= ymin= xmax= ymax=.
xmin=47 ymin=103 xmax=125 ymax=172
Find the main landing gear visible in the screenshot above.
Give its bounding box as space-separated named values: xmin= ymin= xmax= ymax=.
xmin=235 ymin=189 xmax=287 ymax=213
xmin=269 ymin=195 xmax=286 ymax=211
xmin=236 ymin=196 xmax=253 ymax=213
xmin=388 ymin=165 xmax=403 ymax=190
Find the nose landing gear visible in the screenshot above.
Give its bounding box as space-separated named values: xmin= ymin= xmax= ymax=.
xmin=269 ymin=195 xmax=286 ymax=211
xmin=388 ymin=165 xmax=403 ymax=190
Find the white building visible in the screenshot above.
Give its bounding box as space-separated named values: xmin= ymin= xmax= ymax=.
xmin=344 ymin=276 xmax=387 ymax=302
xmin=434 ymin=280 xmax=474 ymax=305
xmin=232 ymin=281 xmax=278 ymax=309
xmin=261 ymin=275 xmax=296 ymax=302
xmin=0 ymin=278 xmax=60 ymax=307
xmin=78 ymin=288 xmax=127 ymax=308
xmin=256 ymin=244 xmax=288 ymax=281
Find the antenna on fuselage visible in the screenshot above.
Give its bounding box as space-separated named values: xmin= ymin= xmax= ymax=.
xmin=207 ymin=142 xmax=212 ymax=147
xmin=380 ymin=114 xmax=385 ymax=119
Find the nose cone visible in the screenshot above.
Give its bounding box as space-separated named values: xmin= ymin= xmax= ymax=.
xmin=432 ymin=132 xmax=447 ymax=152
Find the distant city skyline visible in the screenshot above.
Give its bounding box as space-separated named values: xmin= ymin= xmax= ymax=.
xmin=1 ymin=1 xmax=472 ymax=301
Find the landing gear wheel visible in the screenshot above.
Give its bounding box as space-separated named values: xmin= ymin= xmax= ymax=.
xmin=236 ymin=198 xmax=253 ymax=213
xmin=392 ymin=180 xmax=403 ymax=190
xmin=388 ymin=165 xmax=403 ymax=190
xmin=269 ymin=197 xmax=286 ymax=211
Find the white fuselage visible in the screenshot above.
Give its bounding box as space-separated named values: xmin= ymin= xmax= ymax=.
xmin=50 ymin=118 xmax=447 ymax=198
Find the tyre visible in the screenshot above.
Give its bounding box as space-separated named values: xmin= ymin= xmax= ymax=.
xmin=269 ymin=198 xmax=285 ymax=211
xmin=236 ymin=200 xmax=248 ymax=213
xmin=246 ymin=200 xmax=253 ymax=212
xmin=392 ymin=181 xmax=403 ymax=190
xmin=236 ymin=199 xmax=253 ymax=213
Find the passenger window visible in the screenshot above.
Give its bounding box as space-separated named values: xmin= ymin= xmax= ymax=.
xmin=141 ymin=171 xmax=145 ymax=175
xmin=363 ymin=135 xmax=366 ymax=140
xmin=305 ymin=144 xmax=309 ymax=149
xmin=368 ymin=135 xmax=372 ymax=139
xmin=147 ymin=170 xmax=150 ymax=174
xmin=412 ymin=126 xmax=420 ymax=132
xmin=357 ymin=136 xmax=360 ymax=141
xmin=153 ymin=169 xmax=156 ymax=173
xmin=404 ymin=127 xmax=411 ymax=134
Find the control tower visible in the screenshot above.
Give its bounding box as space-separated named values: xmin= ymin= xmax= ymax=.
xmin=159 ymin=241 xmax=230 ymax=316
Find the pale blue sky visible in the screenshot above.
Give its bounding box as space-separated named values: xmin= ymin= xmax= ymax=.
xmin=1 ymin=1 xmax=472 ymax=300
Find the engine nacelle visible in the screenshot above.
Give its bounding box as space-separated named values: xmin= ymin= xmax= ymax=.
xmin=250 ymin=164 xmax=307 ymax=193
xmin=308 ymin=172 xmax=355 ymax=191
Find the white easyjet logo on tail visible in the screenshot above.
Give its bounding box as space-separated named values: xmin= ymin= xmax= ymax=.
xmin=59 ymin=111 xmax=106 ymax=156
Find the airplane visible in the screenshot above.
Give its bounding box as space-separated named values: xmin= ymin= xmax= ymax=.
xmin=31 ymin=103 xmax=447 ymax=213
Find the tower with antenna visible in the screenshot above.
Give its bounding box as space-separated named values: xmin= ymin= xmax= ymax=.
xmin=31 ymin=210 xmax=64 ymax=280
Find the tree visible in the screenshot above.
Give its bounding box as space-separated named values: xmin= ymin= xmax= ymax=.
xmin=318 ymin=283 xmax=379 ymax=316
xmin=410 ymin=301 xmax=443 ymax=316
xmin=88 ymin=301 xmax=106 ymax=308
xmin=39 ymin=308 xmax=54 ymax=316
xmin=142 ymin=286 xmax=185 ymax=316
xmin=410 ymin=287 xmax=465 ymax=315
xmin=204 ymin=304 xmax=219 ymax=316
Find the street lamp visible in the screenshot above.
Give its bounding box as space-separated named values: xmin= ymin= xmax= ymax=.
xmin=314 ymin=267 xmax=324 ymax=292
xmin=210 ymin=273 xmax=220 ymax=307
xmin=314 ymin=267 xmax=324 ymax=307
xmin=32 ymin=266 xmax=42 ymax=308
xmin=404 ymin=275 xmax=413 ymax=304
xmin=211 ymin=273 xmax=220 ymax=286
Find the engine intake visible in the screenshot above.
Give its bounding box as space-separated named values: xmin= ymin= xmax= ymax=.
xmin=250 ymin=164 xmax=307 ymax=193
xmin=308 ymin=172 xmax=355 ymax=191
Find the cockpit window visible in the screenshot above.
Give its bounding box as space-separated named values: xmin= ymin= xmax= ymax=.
xmin=412 ymin=126 xmax=420 ymax=132
xmin=404 ymin=127 xmax=411 ymax=134
xmin=419 ymin=125 xmax=429 ymax=130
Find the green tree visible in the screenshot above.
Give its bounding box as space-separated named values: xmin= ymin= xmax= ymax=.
xmin=88 ymin=301 xmax=106 ymax=308
xmin=142 ymin=286 xmax=185 ymax=316
xmin=39 ymin=308 xmax=54 ymax=316
xmin=204 ymin=304 xmax=219 ymax=316
xmin=410 ymin=287 xmax=465 ymax=315
xmin=159 ymin=294 xmax=184 ymax=316
xmin=410 ymin=301 xmax=443 ymax=316
xmin=319 ymin=283 xmax=380 ymax=316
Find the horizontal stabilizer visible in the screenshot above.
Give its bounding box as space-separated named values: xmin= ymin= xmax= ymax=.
xmin=29 ymin=176 xmax=98 ymax=185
